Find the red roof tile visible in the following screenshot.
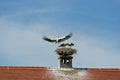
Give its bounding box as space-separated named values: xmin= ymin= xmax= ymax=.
xmin=0 ymin=66 xmax=55 ymax=80
xmin=0 ymin=66 xmax=120 ymax=80
xmin=86 ymin=68 xmax=120 ymax=80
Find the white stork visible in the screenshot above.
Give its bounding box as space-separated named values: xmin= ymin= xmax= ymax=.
xmin=59 ymin=42 xmax=74 ymax=47
xmin=43 ymin=33 xmax=72 ymax=44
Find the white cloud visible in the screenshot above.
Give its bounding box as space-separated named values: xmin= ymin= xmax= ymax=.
xmin=73 ymin=35 xmax=120 ymax=68
xmin=0 ymin=18 xmax=58 ymax=66
xmin=0 ymin=18 xmax=119 ymax=68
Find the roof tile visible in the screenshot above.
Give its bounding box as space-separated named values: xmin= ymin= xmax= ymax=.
xmin=0 ymin=66 xmax=120 ymax=80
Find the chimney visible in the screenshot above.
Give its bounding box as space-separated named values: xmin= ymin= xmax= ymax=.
xmin=55 ymin=47 xmax=76 ymax=68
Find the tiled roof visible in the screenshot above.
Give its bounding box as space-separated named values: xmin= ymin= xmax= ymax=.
xmin=86 ymin=68 xmax=120 ymax=80
xmin=0 ymin=66 xmax=54 ymax=80
xmin=0 ymin=66 xmax=120 ymax=80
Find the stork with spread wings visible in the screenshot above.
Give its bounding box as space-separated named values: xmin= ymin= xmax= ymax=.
xmin=43 ymin=33 xmax=72 ymax=43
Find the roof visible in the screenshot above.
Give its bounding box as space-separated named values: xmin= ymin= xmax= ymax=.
xmin=0 ymin=66 xmax=120 ymax=80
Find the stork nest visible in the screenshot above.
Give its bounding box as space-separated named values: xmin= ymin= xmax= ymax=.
xmin=55 ymin=48 xmax=77 ymax=55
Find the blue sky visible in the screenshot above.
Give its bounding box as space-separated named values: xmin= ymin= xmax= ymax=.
xmin=0 ymin=0 xmax=120 ymax=68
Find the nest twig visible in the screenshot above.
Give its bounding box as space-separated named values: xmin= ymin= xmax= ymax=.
xmin=55 ymin=48 xmax=77 ymax=55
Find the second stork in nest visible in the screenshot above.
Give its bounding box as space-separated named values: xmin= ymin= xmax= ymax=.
xmin=59 ymin=42 xmax=74 ymax=48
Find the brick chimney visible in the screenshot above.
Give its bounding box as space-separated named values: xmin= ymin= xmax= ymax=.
xmin=55 ymin=48 xmax=76 ymax=68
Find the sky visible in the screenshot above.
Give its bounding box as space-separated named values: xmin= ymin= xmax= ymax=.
xmin=0 ymin=0 xmax=120 ymax=68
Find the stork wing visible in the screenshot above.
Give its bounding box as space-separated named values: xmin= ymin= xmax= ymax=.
xmin=59 ymin=33 xmax=72 ymax=42
xmin=43 ymin=36 xmax=56 ymax=42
